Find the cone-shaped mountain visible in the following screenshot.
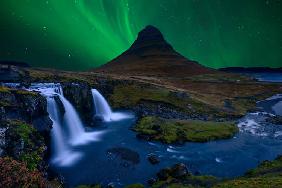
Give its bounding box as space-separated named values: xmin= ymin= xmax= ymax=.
xmin=94 ymin=25 xmax=214 ymax=77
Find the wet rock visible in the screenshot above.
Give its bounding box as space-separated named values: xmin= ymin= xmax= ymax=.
xmin=147 ymin=178 xmax=157 ymax=185
xmin=32 ymin=116 xmax=52 ymax=132
xmin=0 ymin=88 xmax=52 ymax=132
xmin=54 ymin=95 xmax=65 ymax=115
xmin=62 ymin=82 xmax=94 ymax=124
xmin=107 ymin=147 xmax=140 ymax=164
xmin=147 ymin=153 xmax=160 ymax=164
xmin=157 ymin=163 xmax=190 ymax=181
xmin=267 ymin=115 xmax=282 ymax=125
xmin=170 ymin=163 xmax=190 ymax=178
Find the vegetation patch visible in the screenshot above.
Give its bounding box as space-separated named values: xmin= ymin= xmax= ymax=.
xmin=0 ymin=157 xmax=46 ymax=188
xmin=214 ymin=155 xmax=282 ymax=188
xmin=134 ymin=116 xmax=238 ymax=143
xmin=151 ymin=163 xmax=218 ymax=188
xmin=109 ymin=84 xmax=238 ymax=121
xmin=6 ymin=120 xmax=45 ymax=170
xmin=150 ymin=156 xmax=282 ymax=188
xmin=0 ymin=86 xmax=11 ymax=93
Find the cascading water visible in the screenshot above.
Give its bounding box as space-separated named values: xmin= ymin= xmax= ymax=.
xmin=29 ymin=83 xmax=104 ymax=166
xmin=47 ymin=96 xmax=82 ymax=166
xmin=32 ymin=84 xmax=82 ymax=166
xmin=47 ymin=97 xmax=65 ymax=159
xmin=91 ymin=89 xmax=112 ymax=121
xmin=91 ymin=89 xmax=132 ymax=122
xmin=58 ymin=94 xmax=103 ymax=145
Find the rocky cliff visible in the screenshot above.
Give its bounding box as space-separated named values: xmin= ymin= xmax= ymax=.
xmin=0 ymin=86 xmax=52 ymax=180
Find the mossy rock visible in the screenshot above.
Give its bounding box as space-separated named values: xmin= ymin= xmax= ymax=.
xmin=5 ymin=120 xmax=45 ymax=170
xmin=134 ymin=116 xmax=238 ymax=144
xmin=152 ymin=162 xmax=218 ymax=188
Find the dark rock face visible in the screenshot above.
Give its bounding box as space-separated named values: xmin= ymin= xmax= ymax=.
xmin=54 ymin=95 xmax=65 ymax=115
xmin=0 ymin=90 xmax=52 ymax=132
xmin=0 ymin=88 xmax=52 ymax=179
xmin=134 ymin=99 xmax=195 ymax=120
xmin=62 ymin=82 xmax=94 ymax=125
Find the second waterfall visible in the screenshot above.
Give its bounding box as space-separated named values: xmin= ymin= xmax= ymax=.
xmin=91 ymin=89 xmax=132 ymax=122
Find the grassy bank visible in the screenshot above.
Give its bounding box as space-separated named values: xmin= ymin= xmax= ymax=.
xmin=134 ymin=116 xmax=238 ymax=143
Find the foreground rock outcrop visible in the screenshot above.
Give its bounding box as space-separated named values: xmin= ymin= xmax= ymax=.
xmin=0 ymin=87 xmax=52 ymax=132
xmin=0 ymin=86 xmax=54 ymax=185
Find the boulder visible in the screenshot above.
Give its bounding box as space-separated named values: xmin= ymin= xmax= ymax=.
xmin=147 ymin=153 xmax=160 ymax=165
xmin=170 ymin=163 xmax=190 ymax=178
xmin=157 ymin=163 xmax=190 ymax=181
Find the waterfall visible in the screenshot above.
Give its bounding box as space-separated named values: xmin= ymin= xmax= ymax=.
xmin=33 ymin=84 xmax=82 ymax=166
xmin=91 ymin=89 xmax=112 ymax=121
xmin=58 ymin=95 xmax=102 ymax=145
xmin=29 ymin=83 xmax=104 ymax=166
xmin=31 ymin=83 xmax=104 ymax=146
xmin=47 ymin=97 xmax=65 ymax=157
xmin=91 ymin=89 xmax=132 ymax=122
xmin=47 ymin=96 xmax=82 ymax=166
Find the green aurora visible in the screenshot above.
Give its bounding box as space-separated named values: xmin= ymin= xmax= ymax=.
xmin=0 ymin=0 xmax=281 ymax=70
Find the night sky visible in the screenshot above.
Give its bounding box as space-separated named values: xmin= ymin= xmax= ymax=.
xmin=0 ymin=0 xmax=282 ymax=70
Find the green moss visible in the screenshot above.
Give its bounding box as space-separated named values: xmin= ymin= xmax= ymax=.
xmin=11 ymin=120 xmax=34 ymax=144
xmin=15 ymin=89 xmax=38 ymax=96
xmin=110 ymin=84 xmax=217 ymax=116
xmin=125 ymin=183 xmax=145 ymax=188
xmin=245 ymin=156 xmax=282 ymax=177
xmin=134 ymin=116 xmax=238 ymax=143
xmin=0 ymin=86 xmax=11 ymax=93
xmin=152 ymin=174 xmax=218 ymax=188
xmin=214 ymin=177 xmax=282 ymax=188
xmin=20 ymin=149 xmax=43 ymax=170
xmin=8 ymin=120 xmax=45 ymax=170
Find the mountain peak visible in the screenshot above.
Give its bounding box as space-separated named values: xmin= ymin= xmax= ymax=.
xmin=93 ymin=26 xmax=214 ymax=77
xmin=125 ymin=25 xmax=173 ymax=54
xmin=136 ymin=25 xmax=164 ymax=42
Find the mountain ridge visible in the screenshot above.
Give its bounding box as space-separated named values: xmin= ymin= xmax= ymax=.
xmin=93 ymin=25 xmax=214 ymax=77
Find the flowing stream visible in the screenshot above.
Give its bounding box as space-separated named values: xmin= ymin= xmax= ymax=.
xmin=4 ymin=75 xmax=282 ymax=187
